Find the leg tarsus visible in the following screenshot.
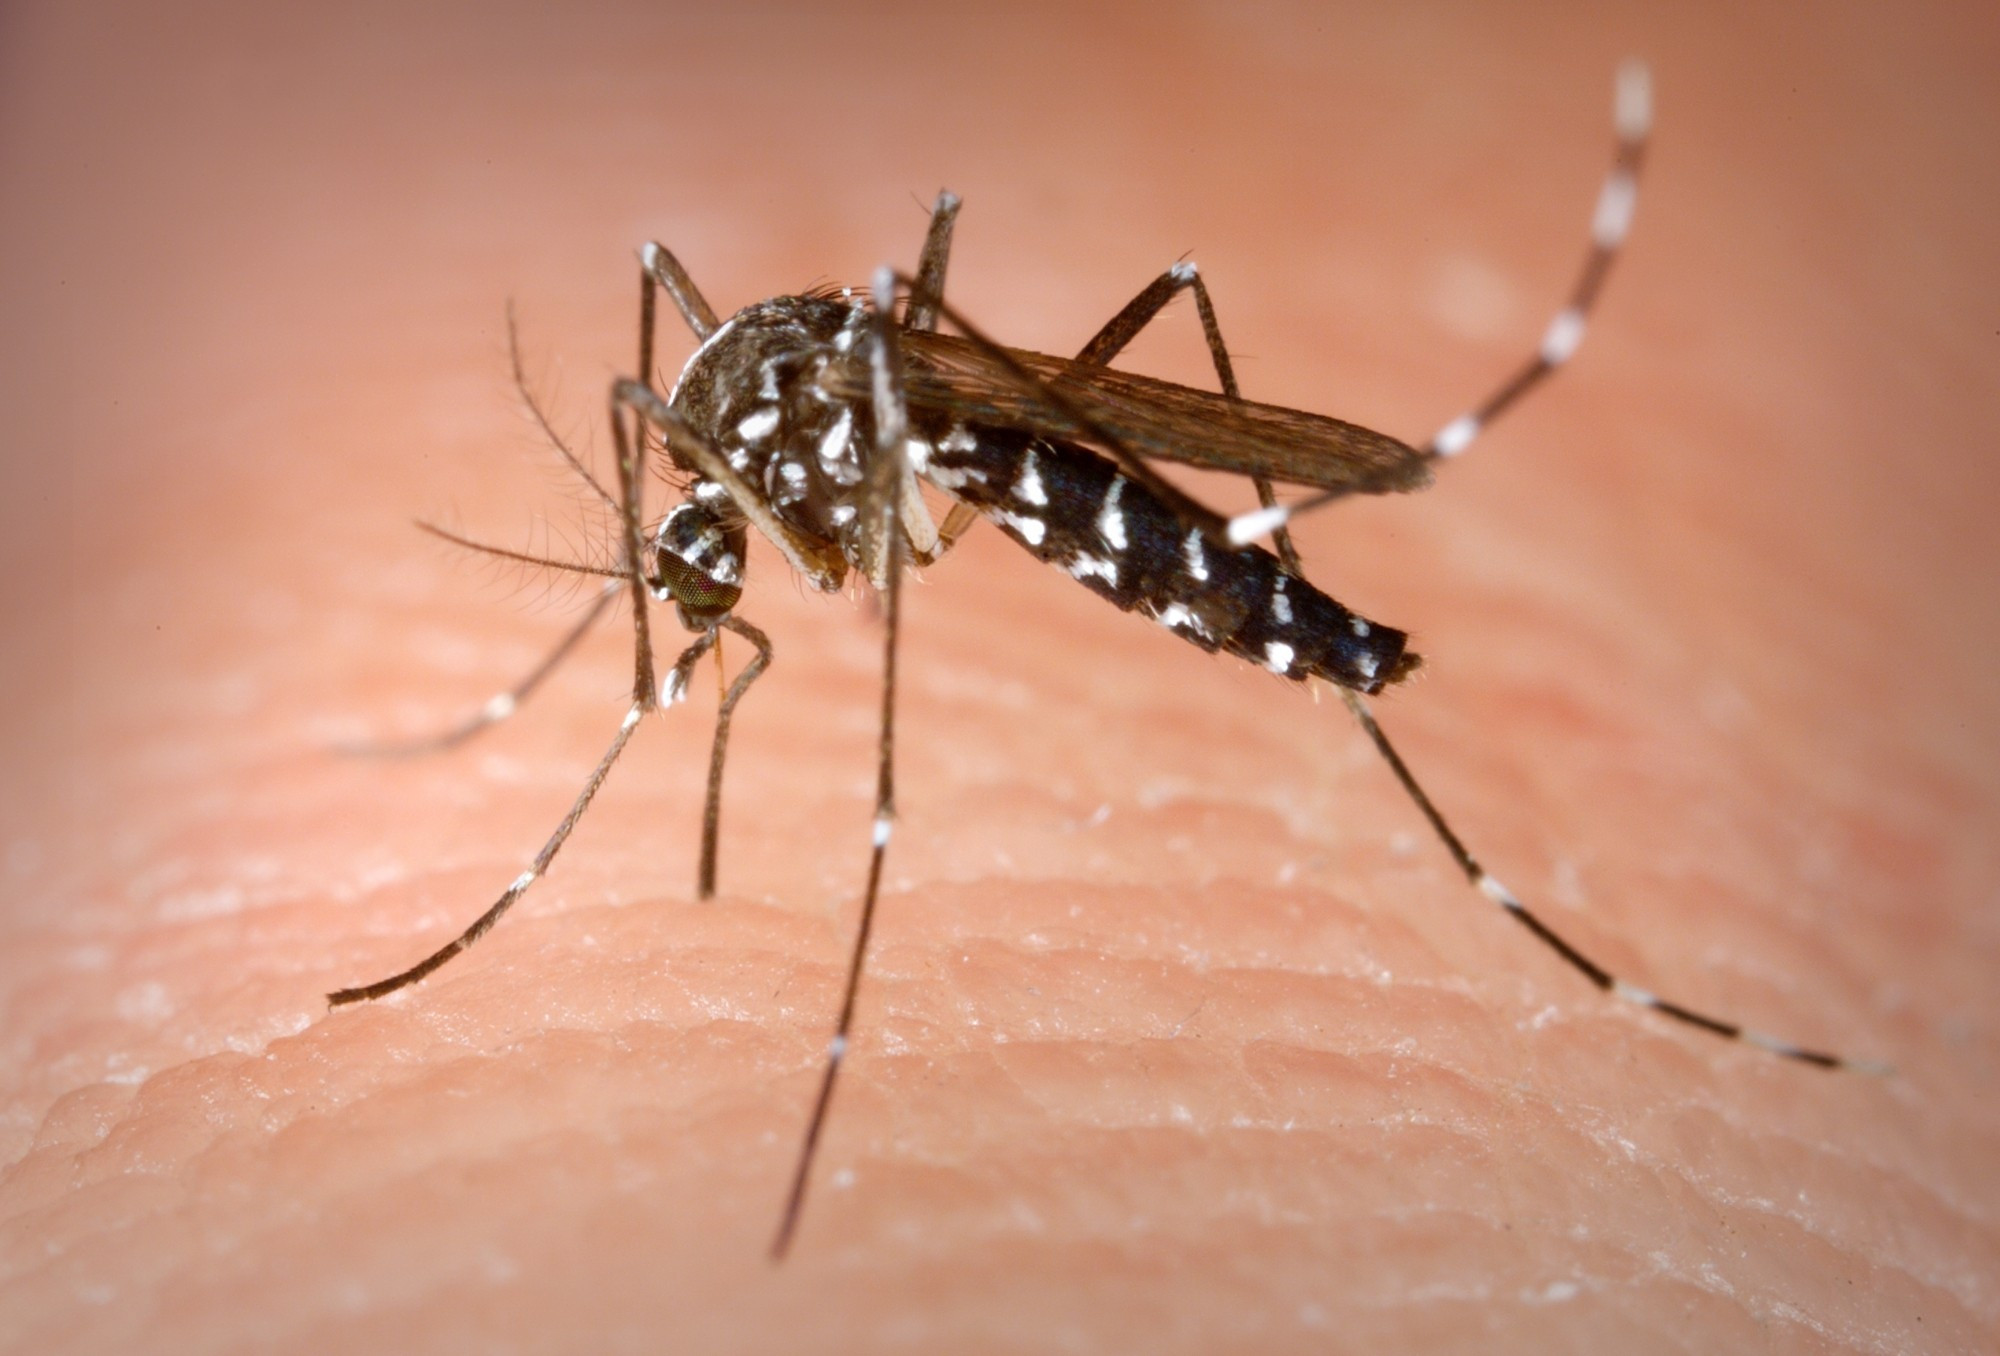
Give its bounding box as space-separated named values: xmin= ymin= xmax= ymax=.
xmin=327 ymin=697 xmax=649 ymax=1005
xmin=1335 ymin=687 xmax=1873 ymax=1073
xmin=1226 ymin=63 xmax=1654 ymax=548
xmin=1417 ymin=65 xmax=1650 ymax=465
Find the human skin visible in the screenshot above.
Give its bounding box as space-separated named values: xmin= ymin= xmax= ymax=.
xmin=2 ymin=3 xmax=1996 ymax=1353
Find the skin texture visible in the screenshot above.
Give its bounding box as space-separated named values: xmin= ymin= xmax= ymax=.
xmin=3 ymin=3 xmax=1996 ymax=1352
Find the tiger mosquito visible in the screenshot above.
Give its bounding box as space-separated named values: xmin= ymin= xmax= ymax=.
xmin=330 ymin=62 xmax=1880 ymax=1260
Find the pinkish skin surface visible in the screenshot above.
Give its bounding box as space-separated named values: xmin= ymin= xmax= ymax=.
xmin=2 ymin=4 xmax=1996 ymax=1353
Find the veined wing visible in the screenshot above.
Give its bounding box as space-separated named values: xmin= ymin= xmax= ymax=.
xmin=862 ymin=330 xmax=1433 ymax=497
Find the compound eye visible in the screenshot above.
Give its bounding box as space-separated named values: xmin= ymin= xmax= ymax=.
xmin=658 ymin=553 xmax=740 ymax=610
xmin=651 ymin=503 xmax=746 ymax=627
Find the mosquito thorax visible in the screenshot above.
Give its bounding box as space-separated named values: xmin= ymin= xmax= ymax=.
xmin=649 ymin=501 xmax=746 ymax=631
xmin=667 ymin=293 xmax=880 ymax=566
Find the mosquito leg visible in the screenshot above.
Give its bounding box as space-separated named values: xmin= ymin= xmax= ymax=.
xmin=631 ymin=241 xmax=724 ymax=479
xmin=339 ymin=581 xmax=619 ymax=758
xmin=904 ymin=190 xmax=961 ymax=334
xmin=327 ymin=697 xmax=649 ymax=1005
xmin=1336 ymin=686 xmax=1884 ymax=1074
xmin=694 ymin=615 xmax=774 ymax=900
xmin=607 ymin=385 xmax=658 ymax=707
xmin=638 ymin=242 xmax=721 ymax=371
xmin=331 ymin=366 xmax=671 ymax=1003
xmin=906 ymin=276 xmax=1236 ymax=545
xmin=1418 ymin=61 xmax=1651 ymax=467
xmin=895 ymin=191 xmax=966 ymax=567
xmin=909 ymin=501 xmax=981 ymax=568
xmin=1227 ymin=61 xmax=1653 ymax=548
xmin=1076 ymin=260 xmax=1305 ymax=575
xmin=772 ymin=267 xmax=911 ymax=1261
xmin=327 ymin=616 xmax=732 ymax=1005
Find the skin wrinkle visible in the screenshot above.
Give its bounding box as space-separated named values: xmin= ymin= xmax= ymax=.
xmin=1 ymin=3 xmax=1995 ymax=1354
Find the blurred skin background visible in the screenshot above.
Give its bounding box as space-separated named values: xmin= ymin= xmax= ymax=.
xmin=2 ymin=3 xmax=1996 ymax=1352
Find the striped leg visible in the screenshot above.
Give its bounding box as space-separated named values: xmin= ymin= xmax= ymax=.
xmin=772 ymin=267 xmax=913 ymax=1260
xmin=326 ymin=609 xmax=737 ymax=1003
xmin=328 ymin=344 xmax=666 ymax=1005
xmin=327 ymin=697 xmax=647 ymax=1004
xmin=1228 ymin=61 xmax=1653 ymax=548
xmin=1337 ymin=688 xmax=1885 ymax=1073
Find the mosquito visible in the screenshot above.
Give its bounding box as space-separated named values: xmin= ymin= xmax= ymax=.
xmin=330 ymin=62 xmax=1879 ymax=1260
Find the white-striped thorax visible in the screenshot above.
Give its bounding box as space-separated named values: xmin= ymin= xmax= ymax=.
xmin=665 ymin=292 xmax=883 ymax=587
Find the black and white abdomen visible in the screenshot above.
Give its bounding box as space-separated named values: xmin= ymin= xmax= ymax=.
xmin=928 ymin=427 xmax=1418 ymax=694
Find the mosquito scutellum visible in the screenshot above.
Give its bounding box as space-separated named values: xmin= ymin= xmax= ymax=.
xmin=331 ymin=63 xmax=1882 ymax=1260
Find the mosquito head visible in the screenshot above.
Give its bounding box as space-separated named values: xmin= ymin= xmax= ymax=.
xmin=650 ymin=499 xmax=747 ymax=631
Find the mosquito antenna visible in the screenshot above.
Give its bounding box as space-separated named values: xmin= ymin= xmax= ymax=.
xmin=414 ymin=520 xmax=624 ymax=580
xmin=508 ymin=301 xmax=620 ymax=514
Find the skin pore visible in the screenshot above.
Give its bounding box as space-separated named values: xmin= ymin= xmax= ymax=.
xmin=3 ymin=5 xmax=1995 ymax=1352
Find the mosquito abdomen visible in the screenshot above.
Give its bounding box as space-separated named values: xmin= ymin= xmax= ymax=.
xmin=928 ymin=426 xmax=1416 ymax=693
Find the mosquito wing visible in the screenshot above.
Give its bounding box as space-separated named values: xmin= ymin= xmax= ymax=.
xmin=867 ymin=330 xmax=1433 ymax=497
